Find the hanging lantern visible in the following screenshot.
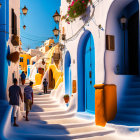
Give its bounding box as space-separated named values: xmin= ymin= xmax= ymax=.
xmin=22 ymin=6 xmax=28 ymax=15
xmin=0 ymin=3 xmax=2 ymax=8
xmin=23 ymin=25 xmax=26 ymax=30
xmin=53 ymin=10 xmax=61 ymax=23
xmin=53 ymin=27 xmax=59 ymax=38
xmin=120 ymin=16 xmax=127 ymax=30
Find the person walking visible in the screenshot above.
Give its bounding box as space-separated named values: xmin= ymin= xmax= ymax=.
xmin=9 ymin=78 xmax=23 ymax=127
xmin=24 ymin=81 xmax=34 ymax=121
xmin=20 ymin=71 xmax=26 ymax=85
xmin=43 ymin=78 xmax=48 ymax=94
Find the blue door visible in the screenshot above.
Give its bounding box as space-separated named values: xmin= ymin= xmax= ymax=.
xmin=27 ymin=59 xmax=30 ymax=65
xmin=65 ymin=51 xmax=72 ymax=96
xmin=69 ymin=65 xmax=72 ymax=96
xmin=27 ymin=65 xmax=31 ymax=78
xmin=85 ymin=34 xmax=95 ymax=114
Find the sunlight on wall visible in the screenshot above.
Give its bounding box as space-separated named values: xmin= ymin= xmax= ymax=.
xmin=35 ymin=73 xmax=43 ymax=85
xmin=48 ymin=64 xmax=63 ymax=89
xmin=20 ymin=54 xmax=32 ymax=73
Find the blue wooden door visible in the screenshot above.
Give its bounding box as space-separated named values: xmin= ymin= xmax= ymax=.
xmin=27 ymin=66 xmax=30 ymax=78
xmin=27 ymin=59 xmax=30 ymax=65
xmin=85 ymin=34 xmax=95 ymax=114
xmin=69 ymin=66 xmax=72 ymax=96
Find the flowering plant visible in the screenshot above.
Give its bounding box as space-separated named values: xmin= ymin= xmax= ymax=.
xmin=63 ymin=0 xmax=92 ymax=24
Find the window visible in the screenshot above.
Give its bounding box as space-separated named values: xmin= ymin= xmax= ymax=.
xmin=12 ymin=9 xmax=17 ymax=35
xmin=20 ymin=57 xmax=23 ymax=62
xmin=106 ymin=35 xmax=115 ymax=51
xmin=27 ymin=59 xmax=30 ymax=65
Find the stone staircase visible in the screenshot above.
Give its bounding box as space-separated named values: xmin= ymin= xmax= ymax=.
xmin=6 ymin=89 xmax=114 ymax=140
xmin=112 ymin=76 xmax=140 ymax=126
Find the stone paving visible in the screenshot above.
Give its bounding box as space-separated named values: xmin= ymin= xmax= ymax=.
xmin=6 ymin=87 xmax=137 ymax=140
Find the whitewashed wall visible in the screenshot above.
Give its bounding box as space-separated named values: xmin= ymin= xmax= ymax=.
xmin=7 ymin=0 xmax=20 ymax=100
xmin=60 ymin=0 xmax=113 ymax=84
xmin=60 ymin=0 xmax=139 ymax=108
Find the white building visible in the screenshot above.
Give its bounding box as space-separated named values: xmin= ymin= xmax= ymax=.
xmin=27 ymin=49 xmax=43 ymax=57
xmin=60 ymin=0 xmax=140 ymax=125
xmin=39 ymin=39 xmax=54 ymax=53
xmin=7 ymin=0 xmax=20 ymax=99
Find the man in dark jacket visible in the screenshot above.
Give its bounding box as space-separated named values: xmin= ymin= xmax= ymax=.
xmin=9 ymin=78 xmax=23 ymax=127
xmin=20 ymin=71 xmax=26 ymax=85
xmin=43 ymin=78 xmax=48 ymax=94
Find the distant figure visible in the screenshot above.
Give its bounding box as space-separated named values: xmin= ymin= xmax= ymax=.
xmin=9 ymin=78 xmax=23 ymax=127
xmin=43 ymin=78 xmax=48 ymax=94
xmin=24 ymin=81 xmax=34 ymax=121
xmin=20 ymin=71 xmax=26 ymax=85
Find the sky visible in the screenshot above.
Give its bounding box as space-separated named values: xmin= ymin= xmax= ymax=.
xmin=20 ymin=0 xmax=61 ymax=50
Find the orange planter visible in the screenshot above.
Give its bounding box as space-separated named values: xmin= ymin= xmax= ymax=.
xmin=94 ymin=84 xmax=106 ymax=127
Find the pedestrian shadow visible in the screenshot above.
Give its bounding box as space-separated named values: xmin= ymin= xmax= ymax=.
xmin=30 ymin=105 xmax=44 ymax=112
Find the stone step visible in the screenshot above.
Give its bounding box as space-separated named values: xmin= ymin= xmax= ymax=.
xmin=30 ymin=112 xmax=75 ymax=121
xmin=47 ymin=117 xmax=92 ymax=125
xmin=118 ymin=108 xmax=140 ymax=115
xmin=29 ymin=110 xmax=67 ymax=116
xmin=9 ymin=126 xmax=114 ymax=140
xmin=34 ymin=94 xmax=51 ymax=98
xmin=34 ymin=100 xmax=56 ymax=104
xmin=30 ymin=107 xmax=66 ymax=112
xmin=121 ymin=95 xmax=140 ymax=101
xmin=125 ymin=88 xmax=140 ymax=95
xmin=120 ymin=101 xmax=140 ymax=108
xmin=132 ymin=77 xmax=140 ymax=81
xmin=33 ymin=97 xmax=52 ymax=101
xmin=21 ymin=120 xmax=94 ymax=129
xmin=33 ymin=103 xmax=60 ymax=108
xmin=114 ymin=113 xmax=140 ymax=124
xmin=129 ymin=82 xmax=140 ymax=88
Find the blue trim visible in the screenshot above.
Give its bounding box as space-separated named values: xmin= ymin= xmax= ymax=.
xmin=77 ymin=30 xmax=95 ymax=112
xmin=27 ymin=65 xmax=31 ymax=78
xmin=27 ymin=59 xmax=30 ymax=65
xmin=64 ymin=51 xmax=72 ymax=96
xmin=0 ymin=0 xmax=9 ymax=100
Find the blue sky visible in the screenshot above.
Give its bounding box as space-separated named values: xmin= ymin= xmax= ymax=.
xmin=20 ymin=0 xmax=61 ymax=50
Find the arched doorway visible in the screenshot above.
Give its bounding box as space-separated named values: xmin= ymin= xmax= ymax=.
xmin=105 ymin=0 xmax=139 ymax=75
xmin=77 ymin=30 xmax=95 ymax=114
xmin=105 ymin=0 xmax=140 ymax=125
xmin=64 ymin=51 xmax=72 ymax=96
xmin=49 ymin=69 xmax=55 ymax=89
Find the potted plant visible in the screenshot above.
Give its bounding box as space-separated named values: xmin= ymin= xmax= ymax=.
xmin=7 ymin=51 xmax=20 ymax=63
xmin=63 ymin=0 xmax=93 ymax=24
xmin=63 ymin=94 xmax=70 ymax=103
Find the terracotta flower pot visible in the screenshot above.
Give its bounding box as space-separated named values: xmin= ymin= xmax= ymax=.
xmin=7 ymin=51 xmax=20 ymax=63
xmin=64 ymin=97 xmax=69 ymax=103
